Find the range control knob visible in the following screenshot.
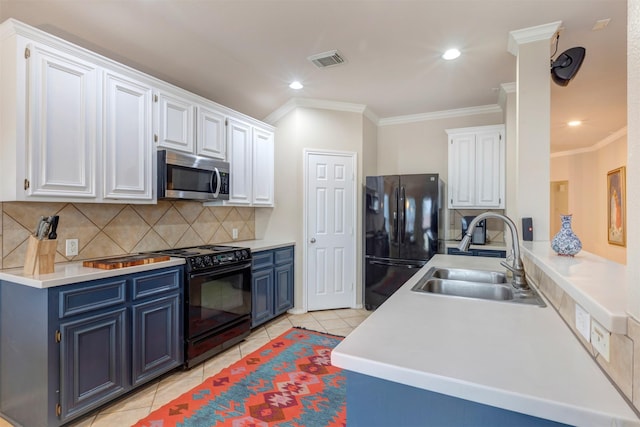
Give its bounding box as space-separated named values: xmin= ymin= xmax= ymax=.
xmin=203 ymin=255 xmax=213 ymax=267
xmin=241 ymin=250 xmax=249 ymax=259
xmin=194 ymin=257 xmax=204 ymax=268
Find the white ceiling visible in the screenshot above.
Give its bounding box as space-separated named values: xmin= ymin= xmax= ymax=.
xmin=0 ymin=0 xmax=627 ymax=153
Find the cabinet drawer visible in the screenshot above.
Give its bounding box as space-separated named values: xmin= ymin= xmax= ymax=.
xmin=274 ymin=247 xmax=294 ymax=265
xmin=252 ymin=251 xmax=274 ymax=270
xmin=132 ymin=268 xmax=182 ymax=301
xmin=59 ymin=279 xmax=127 ymax=318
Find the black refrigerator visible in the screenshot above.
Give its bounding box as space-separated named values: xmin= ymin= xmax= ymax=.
xmin=364 ymin=174 xmax=442 ymax=310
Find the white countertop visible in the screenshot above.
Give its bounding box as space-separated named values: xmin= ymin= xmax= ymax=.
xmin=0 ymin=258 xmax=185 ymax=289
xmin=522 ymin=241 xmax=629 ymax=334
xmin=235 ymin=239 xmax=295 ymax=252
xmin=331 ymin=254 xmax=639 ymax=426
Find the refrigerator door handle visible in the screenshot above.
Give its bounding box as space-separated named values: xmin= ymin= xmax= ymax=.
xmin=369 ymin=259 xmax=422 ymax=269
xmin=392 ymin=187 xmax=399 ymax=243
xmin=400 ymin=186 xmax=406 ymax=244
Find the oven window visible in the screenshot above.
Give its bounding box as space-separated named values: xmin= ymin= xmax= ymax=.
xmin=168 ymin=165 xmax=215 ymax=193
xmin=188 ymin=270 xmax=251 ymax=337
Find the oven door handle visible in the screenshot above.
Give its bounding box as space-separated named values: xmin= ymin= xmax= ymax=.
xmin=189 ymin=262 xmax=252 ymax=279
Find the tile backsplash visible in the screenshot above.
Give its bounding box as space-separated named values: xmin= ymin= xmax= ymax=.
xmin=447 ymin=208 xmax=505 ymax=243
xmin=0 ymin=201 xmax=255 ymax=270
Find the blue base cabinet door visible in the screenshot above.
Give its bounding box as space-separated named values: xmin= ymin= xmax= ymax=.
xmin=251 ymin=246 xmax=294 ymax=328
xmin=252 ymin=267 xmax=274 ymax=327
xmin=131 ymin=294 xmax=182 ymax=386
xmin=60 ymin=308 xmax=128 ymax=421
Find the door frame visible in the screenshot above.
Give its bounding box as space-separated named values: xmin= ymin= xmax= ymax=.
xmin=302 ymin=148 xmax=358 ymax=312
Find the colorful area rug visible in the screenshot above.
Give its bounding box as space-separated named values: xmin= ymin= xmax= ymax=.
xmin=133 ymin=328 xmax=346 ymax=427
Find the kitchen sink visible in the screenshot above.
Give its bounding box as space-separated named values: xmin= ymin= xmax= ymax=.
xmin=427 ymin=267 xmax=507 ymax=284
xmin=411 ymin=267 xmax=546 ymax=307
xmin=415 ymin=278 xmax=513 ymax=301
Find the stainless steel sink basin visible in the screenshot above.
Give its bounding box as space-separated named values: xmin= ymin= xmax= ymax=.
xmin=415 ymin=278 xmax=513 ymax=301
xmin=411 ymin=267 xmax=546 ymax=307
xmin=428 ymin=267 xmax=507 ymax=284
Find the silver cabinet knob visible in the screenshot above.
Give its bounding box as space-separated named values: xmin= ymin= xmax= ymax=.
xmin=310 ymin=237 xmax=316 ymax=243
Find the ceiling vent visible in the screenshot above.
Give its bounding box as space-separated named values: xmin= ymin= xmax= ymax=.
xmin=307 ymin=50 xmax=346 ymax=68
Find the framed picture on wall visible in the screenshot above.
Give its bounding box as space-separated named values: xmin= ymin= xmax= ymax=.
xmin=607 ymin=166 xmax=626 ymax=246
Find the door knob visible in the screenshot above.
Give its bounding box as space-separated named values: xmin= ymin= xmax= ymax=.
xmin=310 ymin=238 xmax=316 ymax=243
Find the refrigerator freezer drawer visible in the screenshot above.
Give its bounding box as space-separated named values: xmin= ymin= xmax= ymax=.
xmin=364 ymin=257 xmax=425 ymax=310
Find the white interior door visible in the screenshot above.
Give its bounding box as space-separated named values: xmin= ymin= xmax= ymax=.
xmin=305 ymin=151 xmax=356 ymax=311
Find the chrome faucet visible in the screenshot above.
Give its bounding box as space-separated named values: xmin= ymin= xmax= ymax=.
xmin=458 ymin=212 xmax=529 ymax=291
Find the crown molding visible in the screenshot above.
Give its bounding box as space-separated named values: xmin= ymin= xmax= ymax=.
xmin=551 ymin=127 xmax=628 ymax=158
xmin=264 ymin=97 xmax=375 ymax=125
xmin=498 ymin=82 xmax=516 ymax=109
xmin=378 ymin=104 xmax=502 ymax=126
xmin=266 ymin=99 xmax=503 ymax=127
xmin=508 ymin=21 xmax=562 ymax=56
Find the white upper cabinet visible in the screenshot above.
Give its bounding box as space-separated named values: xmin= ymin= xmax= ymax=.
xmin=226 ymin=118 xmax=253 ymax=205
xmin=154 ymin=89 xmax=195 ymax=154
xmin=447 ymin=125 xmax=505 ymax=209
xmin=222 ymin=119 xmax=275 ymax=207
xmin=252 ymin=128 xmax=274 ymax=206
xmin=26 ymin=43 xmax=99 ymax=199
xmin=103 ymin=71 xmax=154 ymax=201
xmin=155 ymin=91 xmax=228 ymax=161
xmin=196 ymin=104 xmax=226 ymax=159
xmin=0 ymin=19 xmax=274 ymax=205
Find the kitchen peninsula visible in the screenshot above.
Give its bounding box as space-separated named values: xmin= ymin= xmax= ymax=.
xmin=331 ymin=254 xmax=640 ymax=426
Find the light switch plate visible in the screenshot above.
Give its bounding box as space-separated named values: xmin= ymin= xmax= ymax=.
xmin=591 ymin=319 xmax=610 ymax=362
xmin=575 ymin=304 xmax=591 ymax=341
xmin=232 ymin=228 xmax=238 ymax=240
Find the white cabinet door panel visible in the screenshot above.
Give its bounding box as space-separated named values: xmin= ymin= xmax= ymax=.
xmin=448 ymin=133 xmax=476 ymax=208
xmin=475 ymin=130 xmax=503 ymax=207
xmin=252 ymin=128 xmax=274 ymax=206
xmin=156 ymin=91 xmax=195 ymax=153
xmin=226 ymin=119 xmax=252 ymax=205
xmin=27 ymin=43 xmax=98 ymax=198
xmin=197 ymin=105 xmax=226 ymax=159
xmin=104 ymin=72 xmax=153 ymax=201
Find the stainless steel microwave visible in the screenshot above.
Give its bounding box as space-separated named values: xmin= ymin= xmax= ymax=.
xmin=157 ymin=149 xmax=230 ymax=201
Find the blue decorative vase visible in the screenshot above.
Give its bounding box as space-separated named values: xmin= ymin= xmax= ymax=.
xmin=551 ymin=214 xmax=582 ymax=256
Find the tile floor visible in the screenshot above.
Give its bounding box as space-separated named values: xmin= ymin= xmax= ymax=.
xmin=0 ymin=308 xmax=370 ymax=427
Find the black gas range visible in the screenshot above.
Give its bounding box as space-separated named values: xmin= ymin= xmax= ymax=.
xmin=149 ymin=244 xmax=253 ymax=368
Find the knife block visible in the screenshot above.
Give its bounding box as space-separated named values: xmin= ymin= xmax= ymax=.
xmin=23 ymin=235 xmax=57 ymax=276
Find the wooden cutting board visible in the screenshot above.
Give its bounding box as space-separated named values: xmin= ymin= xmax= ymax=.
xmin=83 ymin=254 xmax=170 ymax=270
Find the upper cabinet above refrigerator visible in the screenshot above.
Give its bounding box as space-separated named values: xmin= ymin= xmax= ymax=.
xmin=447 ymin=125 xmax=505 ymax=209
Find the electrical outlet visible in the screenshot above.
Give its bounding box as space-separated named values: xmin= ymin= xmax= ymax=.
xmin=232 ymin=228 xmax=238 ymax=240
xmin=575 ymin=303 xmax=591 ymax=341
xmin=65 ymin=239 xmax=78 ymax=257
xmin=591 ymin=320 xmax=610 ymax=362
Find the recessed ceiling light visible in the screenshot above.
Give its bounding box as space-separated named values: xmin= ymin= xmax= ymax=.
xmin=567 ymin=120 xmax=582 ymax=127
xmin=442 ymin=48 xmax=461 ymax=60
xmin=289 ymin=81 xmax=303 ymax=90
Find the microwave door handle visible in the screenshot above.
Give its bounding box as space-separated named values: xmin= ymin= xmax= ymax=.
xmin=211 ymin=167 xmax=221 ymax=198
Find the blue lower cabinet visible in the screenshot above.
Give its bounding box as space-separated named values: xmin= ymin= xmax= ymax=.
xmin=60 ymin=308 xmax=128 ymax=421
xmin=0 ymin=265 xmax=183 ymax=427
xmin=345 ymin=370 xmax=569 ymax=427
xmin=252 ymin=267 xmax=274 ymax=327
xmin=251 ymin=246 xmax=294 ymax=328
xmin=131 ymin=293 xmax=182 ymax=386
xmin=447 ymin=247 xmax=507 ymax=258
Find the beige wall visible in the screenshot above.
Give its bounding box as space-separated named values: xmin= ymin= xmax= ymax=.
xmin=550 ymin=135 xmax=627 ymax=264
xmin=256 ymin=107 xmax=366 ymax=310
